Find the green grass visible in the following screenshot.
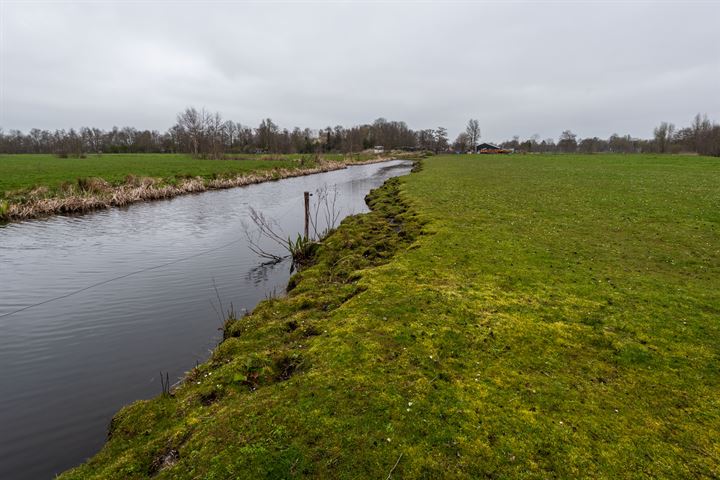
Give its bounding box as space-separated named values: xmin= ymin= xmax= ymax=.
xmin=0 ymin=154 xmax=305 ymax=198
xmin=60 ymin=154 xmax=720 ymax=479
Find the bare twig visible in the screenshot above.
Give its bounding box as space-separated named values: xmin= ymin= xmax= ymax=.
xmin=209 ymin=277 xmax=225 ymax=324
xmin=386 ymin=452 xmax=403 ymax=480
xmin=159 ymin=371 xmax=171 ymax=396
xmin=245 ymin=187 xmax=341 ymax=269
xmin=289 ymin=457 xmax=299 ymax=475
xmin=309 ymin=184 xmax=341 ymax=239
xmin=249 ymin=207 xmax=288 ymax=247
xmin=244 ymin=207 xmax=290 ymax=262
xmin=212 ymin=278 xmax=224 ymax=314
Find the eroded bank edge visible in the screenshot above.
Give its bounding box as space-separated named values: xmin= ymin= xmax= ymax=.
xmin=59 ymin=160 xmax=426 ymax=478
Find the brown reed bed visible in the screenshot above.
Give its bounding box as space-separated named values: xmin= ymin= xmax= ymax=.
xmin=0 ymin=157 xmax=398 ymax=223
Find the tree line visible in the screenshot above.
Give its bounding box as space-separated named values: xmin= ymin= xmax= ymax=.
xmin=491 ymin=114 xmax=720 ymax=157
xmin=0 ymin=107 xmax=451 ymax=158
xmin=1 ymin=109 xmax=718 ymax=157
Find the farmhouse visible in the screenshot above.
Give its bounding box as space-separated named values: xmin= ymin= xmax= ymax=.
xmin=476 ymin=143 xmax=511 ymax=154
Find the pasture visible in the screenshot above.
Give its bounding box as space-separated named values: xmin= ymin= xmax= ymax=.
xmin=61 ymin=154 xmax=720 ymax=478
xmin=0 ymin=153 xmax=366 ymax=198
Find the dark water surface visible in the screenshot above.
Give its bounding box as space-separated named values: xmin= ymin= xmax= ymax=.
xmin=0 ymin=160 xmax=412 ymax=479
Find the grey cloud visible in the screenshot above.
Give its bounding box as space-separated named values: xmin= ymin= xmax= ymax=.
xmin=1 ymin=1 xmax=718 ymax=142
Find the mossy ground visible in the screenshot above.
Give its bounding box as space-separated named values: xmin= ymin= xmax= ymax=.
xmin=61 ymin=154 xmax=719 ymax=479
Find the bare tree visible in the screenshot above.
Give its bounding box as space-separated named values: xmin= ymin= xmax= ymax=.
xmin=540 ymin=138 xmax=557 ymax=153
xmin=256 ymin=118 xmax=279 ymax=153
xmin=435 ymin=127 xmax=449 ymax=153
xmin=465 ymin=119 xmax=481 ymax=151
xmin=579 ymin=137 xmax=602 ymax=154
xmin=501 ymin=135 xmax=520 ymax=150
xmin=309 ymin=185 xmax=341 ymax=239
xmin=10 ymin=109 xmax=718 ymax=157
xmin=608 ymin=134 xmax=636 ymax=153
xmin=417 ymin=129 xmax=436 ymax=151
xmin=558 ymin=130 xmax=578 ymax=153
xmin=653 ymin=121 xmax=675 ymax=153
xmin=453 ymin=132 xmax=470 ymax=152
xmin=207 ymin=112 xmax=225 ymax=159
xmin=692 ymin=114 xmax=712 ymax=152
xmin=176 ymin=107 xmax=205 ymax=156
xmin=223 ymin=120 xmax=237 ymax=150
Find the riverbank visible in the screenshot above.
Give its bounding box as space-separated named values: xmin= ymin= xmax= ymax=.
xmin=1 ymin=160 xmax=417 ymax=480
xmin=0 ymin=153 xmax=409 ymax=223
xmin=61 ymin=154 xmax=719 ymax=478
xmin=60 ymin=170 xmax=425 ymax=479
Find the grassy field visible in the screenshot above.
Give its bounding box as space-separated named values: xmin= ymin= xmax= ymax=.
xmin=61 ymin=154 xmax=720 ymax=478
xmin=0 ymin=153 xmax=364 ymax=198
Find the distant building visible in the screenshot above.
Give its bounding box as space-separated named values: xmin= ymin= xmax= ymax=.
xmin=374 ymin=145 xmax=385 ymax=154
xmin=476 ymin=143 xmax=512 ymax=154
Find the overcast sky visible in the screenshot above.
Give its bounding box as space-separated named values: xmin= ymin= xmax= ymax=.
xmin=1 ymin=0 xmax=719 ymax=141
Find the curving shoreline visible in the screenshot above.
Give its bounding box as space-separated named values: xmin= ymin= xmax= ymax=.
xmin=57 ymin=172 xmax=424 ymax=479
xmin=0 ymin=157 xmax=402 ymax=224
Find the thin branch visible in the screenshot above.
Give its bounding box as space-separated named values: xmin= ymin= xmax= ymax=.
xmin=386 ymin=452 xmax=403 ymax=480
xmin=212 ymin=277 xmax=224 ymax=321
xmin=309 ymin=184 xmax=341 ymax=240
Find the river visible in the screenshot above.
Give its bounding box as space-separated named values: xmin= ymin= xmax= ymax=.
xmin=0 ymin=159 xmax=412 ymax=479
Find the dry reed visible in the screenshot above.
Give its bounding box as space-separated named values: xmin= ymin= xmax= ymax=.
xmin=1 ymin=157 xmax=397 ymax=223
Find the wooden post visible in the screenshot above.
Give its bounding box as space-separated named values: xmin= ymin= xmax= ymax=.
xmin=304 ymin=191 xmax=310 ymax=240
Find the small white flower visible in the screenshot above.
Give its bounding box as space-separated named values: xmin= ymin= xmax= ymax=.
xmin=386 ymin=438 xmax=391 ymax=442
xmin=408 ymin=402 xmax=413 ymax=406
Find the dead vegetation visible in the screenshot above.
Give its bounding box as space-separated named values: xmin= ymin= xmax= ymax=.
xmin=0 ymin=156 xmax=397 ymax=223
xmin=244 ymin=184 xmax=341 ymax=269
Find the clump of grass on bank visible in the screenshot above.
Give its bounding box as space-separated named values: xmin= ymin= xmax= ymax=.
xmin=61 ymin=154 xmax=719 ymax=478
